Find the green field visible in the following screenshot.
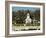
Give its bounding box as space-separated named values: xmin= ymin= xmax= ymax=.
xmin=12 ymin=23 xmax=40 ymax=31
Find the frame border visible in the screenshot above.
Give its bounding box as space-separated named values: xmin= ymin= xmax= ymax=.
xmin=5 ymin=1 xmax=45 ymax=37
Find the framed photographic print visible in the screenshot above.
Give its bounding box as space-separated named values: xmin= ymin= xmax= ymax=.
xmin=5 ymin=1 xmax=45 ymax=37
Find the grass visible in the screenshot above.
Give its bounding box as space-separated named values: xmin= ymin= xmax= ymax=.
xmin=13 ymin=22 xmax=40 ymax=26
xmin=12 ymin=23 xmax=40 ymax=31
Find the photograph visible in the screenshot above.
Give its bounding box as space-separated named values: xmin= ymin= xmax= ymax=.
xmin=12 ymin=7 xmax=40 ymax=31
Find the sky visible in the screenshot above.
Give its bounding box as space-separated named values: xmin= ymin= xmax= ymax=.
xmin=12 ymin=7 xmax=40 ymax=12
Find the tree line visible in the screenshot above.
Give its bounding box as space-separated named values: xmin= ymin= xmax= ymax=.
xmin=12 ymin=9 xmax=40 ymax=24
